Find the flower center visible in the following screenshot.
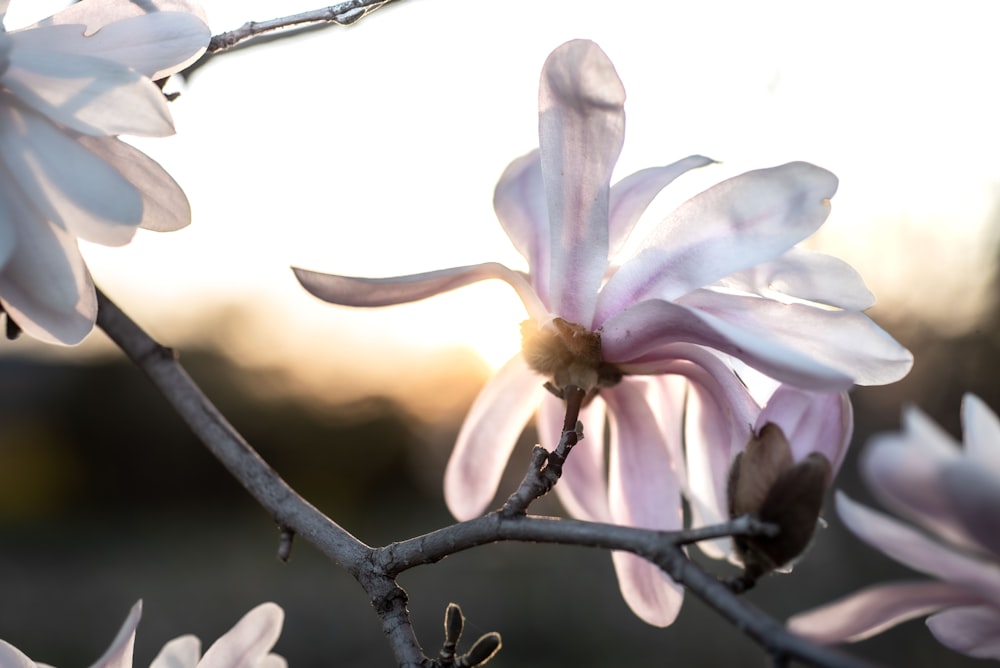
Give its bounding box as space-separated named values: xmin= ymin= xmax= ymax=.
xmin=520 ymin=317 xmax=623 ymax=399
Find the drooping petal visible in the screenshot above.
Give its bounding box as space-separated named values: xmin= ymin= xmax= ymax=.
xmin=150 ymin=635 xmax=201 ymax=668
xmin=926 ymin=605 xmax=1000 ymax=660
xmin=493 ymin=149 xmax=549 ymax=301
xmin=76 ymin=135 xmax=191 ymax=232
xmin=604 ymin=381 xmax=684 ymax=626
xmin=539 ymin=392 xmax=611 ymax=523
xmin=787 ymin=580 xmax=983 ymax=644
xmin=961 ymin=394 xmax=1000 ymax=475
xmin=90 ymin=600 xmax=142 ymax=668
xmin=836 ymin=493 xmax=1000 ymax=605
xmin=13 ymin=12 xmax=209 ymax=80
xmin=757 ymin=386 xmax=852 ymax=474
xmin=718 ymin=247 xmax=876 ymax=311
xmin=538 ymin=39 xmax=624 ymax=325
xmin=0 ymin=97 xmax=143 ymax=245
xmin=601 ymin=298 xmax=854 ymax=391
xmin=676 ymin=290 xmax=912 ymax=385
xmin=445 ymin=355 xmax=545 ymax=520
xmin=607 ymin=155 xmax=715 ymax=259
xmin=293 ymin=262 xmax=549 ymax=323
xmin=5 ymin=37 xmax=175 ymax=136
xmin=198 ymin=602 xmax=284 ymax=668
xmin=0 ymin=640 xmax=38 ymax=668
xmin=595 ymin=162 xmax=838 ymax=323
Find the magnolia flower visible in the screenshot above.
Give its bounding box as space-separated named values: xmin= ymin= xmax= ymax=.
xmin=294 ymin=39 xmax=911 ymax=625
xmin=789 ymin=394 xmax=1000 ymax=660
xmin=0 ymin=600 xmax=286 ymax=667
xmin=0 ymin=0 xmax=210 ymax=344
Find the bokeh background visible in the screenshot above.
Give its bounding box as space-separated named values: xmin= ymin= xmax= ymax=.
xmin=2 ymin=0 xmax=999 ymax=665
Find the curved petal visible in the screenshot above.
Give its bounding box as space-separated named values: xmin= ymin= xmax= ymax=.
xmin=76 ymin=135 xmax=191 ymax=232
xmin=538 ymin=39 xmax=624 ymax=325
xmin=444 ymin=355 xmax=545 ymax=519
xmin=927 ymin=605 xmax=1000 ymax=659
xmin=939 ymin=462 xmax=1000 ymax=557
xmin=5 ymin=37 xmax=175 ymax=136
xmin=91 ymin=600 xmax=142 ymax=668
xmin=601 ymin=298 xmax=855 ymax=391
xmin=28 ymin=0 xmax=209 ymax=30
xmin=293 ymin=262 xmax=549 ymax=323
xmin=0 ymin=97 xmax=143 ymax=244
xmin=14 ymin=13 xmax=209 ymax=80
xmin=0 ymin=640 xmax=39 ymax=668
xmin=961 ymin=394 xmax=1000 ymax=476
xmin=199 ymin=603 xmax=284 ymax=668
xmin=718 ymin=247 xmax=875 ymax=311
xmin=595 ymin=162 xmax=839 ymax=322
xmin=151 ymin=635 xmax=201 ymax=668
xmin=836 ymin=493 xmax=1000 ymax=605
xmin=493 ymin=149 xmax=549 ymax=301
xmin=757 ymin=386 xmax=852 ymax=475
xmin=608 ymin=155 xmax=716 ymax=259
xmin=539 ymin=391 xmax=611 ymax=522
xmin=604 ymin=382 xmax=685 ymax=626
xmin=787 ymin=580 xmax=983 ymax=644
xmin=676 ymin=290 xmax=912 ymax=385
xmin=256 ymin=655 xmax=288 ymax=668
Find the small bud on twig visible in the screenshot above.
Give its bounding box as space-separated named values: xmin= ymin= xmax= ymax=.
xmin=458 ymin=632 xmax=502 ymax=667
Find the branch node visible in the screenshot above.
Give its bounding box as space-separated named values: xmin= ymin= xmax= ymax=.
xmin=277 ymin=524 xmax=296 ymax=562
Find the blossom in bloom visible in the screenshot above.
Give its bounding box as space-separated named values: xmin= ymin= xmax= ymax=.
xmin=0 ymin=600 xmax=286 ymax=667
xmin=0 ymin=0 xmax=210 ymax=344
xmin=294 ymin=39 xmax=911 ymax=625
xmin=788 ymin=394 xmax=1000 ymax=660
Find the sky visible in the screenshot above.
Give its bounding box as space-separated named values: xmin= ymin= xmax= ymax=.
xmin=7 ymin=0 xmax=1000 ymax=407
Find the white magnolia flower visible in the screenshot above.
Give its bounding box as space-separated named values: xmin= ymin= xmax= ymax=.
xmin=789 ymin=394 xmax=1000 ymax=660
xmin=0 ymin=600 xmax=286 ymax=667
xmin=0 ymin=0 xmax=209 ymax=344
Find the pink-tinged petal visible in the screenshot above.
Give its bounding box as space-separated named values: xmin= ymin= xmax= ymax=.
xmin=676 ymin=290 xmax=913 ymax=386
xmin=91 ymin=600 xmax=142 ymax=668
xmin=604 ymin=382 xmax=684 ymax=626
xmin=900 ymin=404 xmax=962 ymax=458
xmin=0 ymin=189 xmax=18 ymax=269
xmin=256 ymin=655 xmax=287 ymax=668
xmin=5 ymin=38 xmax=175 ymax=137
xmin=939 ymin=462 xmax=1000 ymax=557
xmin=961 ymin=394 xmax=1000 ymax=475
xmin=76 ymin=135 xmax=191 ymax=232
xmin=493 ymin=149 xmax=550 ymax=302
xmin=836 ymin=493 xmax=1000 ymax=605
xmin=788 ymin=580 xmax=983 ymax=644
xmin=445 ymin=356 xmax=545 ymax=519
xmin=0 ymin=640 xmax=37 ymax=668
xmin=608 ymin=155 xmax=715 ymax=259
xmin=926 ymin=605 xmax=1000 ymax=659
xmin=150 ymin=635 xmax=200 ymax=668
xmin=0 ymin=97 xmax=143 ymax=245
xmin=29 ymin=0 xmax=209 ymax=30
xmin=293 ymin=263 xmax=549 ymax=323
xmin=14 ymin=13 xmax=209 ymax=80
xmin=595 ymin=162 xmax=838 ymax=322
xmin=757 ymin=386 xmax=852 ymax=474
xmin=538 ymin=391 xmax=611 ymax=522
xmin=538 ymin=39 xmax=624 ymax=325
xmin=719 ymin=247 xmax=875 ymax=311
xmin=0 ymin=214 xmax=96 ymax=345
xmin=199 ymin=602 xmax=283 ymax=668
xmin=601 ymin=298 xmax=854 ymax=391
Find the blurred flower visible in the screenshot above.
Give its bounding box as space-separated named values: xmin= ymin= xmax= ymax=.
xmin=788 ymin=394 xmax=1000 ymax=660
xmin=0 ymin=600 xmax=286 ymax=667
xmin=294 ymin=39 xmax=911 ymax=625
xmin=0 ymin=0 xmax=209 ymax=344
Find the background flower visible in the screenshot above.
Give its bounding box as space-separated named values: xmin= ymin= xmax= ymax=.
xmin=788 ymin=394 xmax=1000 ymax=660
xmin=0 ymin=0 xmax=209 ymax=344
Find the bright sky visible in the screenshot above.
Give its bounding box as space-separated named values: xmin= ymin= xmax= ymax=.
xmin=8 ymin=1 xmax=1000 ymax=407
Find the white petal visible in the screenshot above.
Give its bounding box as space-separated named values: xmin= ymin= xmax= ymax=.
xmin=294 ymin=263 xmax=549 ymax=323
xmin=538 ymin=39 xmax=624 ymax=326
xmin=788 ymin=580 xmax=982 ymax=644
xmin=926 ymin=605 xmax=1000 ymax=659
xmin=151 ymin=635 xmax=201 ymax=668
xmin=961 ymin=394 xmax=1000 ymax=476
xmin=0 ymin=639 xmax=38 ymax=668
xmin=90 ymin=600 xmax=142 ymax=668
xmin=444 ymin=356 xmax=545 ymax=519
xmin=757 ymin=386 xmax=852 ymax=474
xmin=6 ymin=34 xmax=175 ymax=136
xmin=198 ymin=603 xmax=284 ymax=668
xmin=493 ymin=149 xmax=550 ymax=303
xmin=28 ymin=0 xmax=209 ymax=30
xmin=595 ymin=162 xmax=838 ymax=323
